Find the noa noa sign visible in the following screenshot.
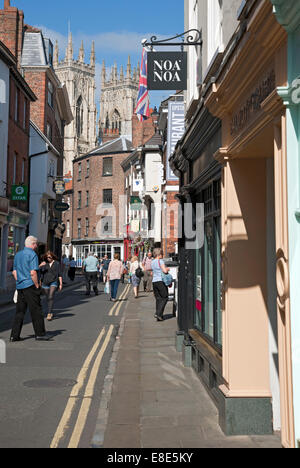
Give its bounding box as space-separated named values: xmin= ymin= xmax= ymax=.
xmin=148 ymin=52 xmax=187 ymax=90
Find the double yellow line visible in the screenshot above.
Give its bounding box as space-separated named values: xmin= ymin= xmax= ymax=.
xmin=50 ymin=285 xmax=130 ymax=449
xmin=108 ymin=284 xmax=130 ymax=316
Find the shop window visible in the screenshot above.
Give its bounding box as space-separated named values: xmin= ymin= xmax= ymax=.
xmin=195 ymin=179 xmax=222 ymax=348
xmin=7 ymin=226 xmax=15 ymax=272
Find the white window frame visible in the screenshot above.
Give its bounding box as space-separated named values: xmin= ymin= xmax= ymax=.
xmin=207 ymin=0 xmax=223 ymax=67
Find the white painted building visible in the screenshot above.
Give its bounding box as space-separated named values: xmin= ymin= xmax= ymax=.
xmin=28 ymin=121 xmax=59 ymax=247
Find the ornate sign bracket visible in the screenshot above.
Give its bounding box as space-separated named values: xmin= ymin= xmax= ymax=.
xmin=143 ymin=30 xmax=202 ymax=50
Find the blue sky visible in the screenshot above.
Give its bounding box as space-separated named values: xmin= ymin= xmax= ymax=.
xmin=15 ymin=0 xmax=184 ymax=109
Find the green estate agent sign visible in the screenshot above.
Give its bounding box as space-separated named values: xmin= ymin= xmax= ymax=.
xmin=11 ymin=185 xmax=28 ymax=201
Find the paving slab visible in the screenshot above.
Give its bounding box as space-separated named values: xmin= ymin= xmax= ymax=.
xmin=99 ymin=292 xmax=282 ymax=449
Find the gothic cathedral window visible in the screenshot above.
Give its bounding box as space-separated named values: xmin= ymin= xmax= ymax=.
xmin=76 ymin=96 xmax=84 ymax=136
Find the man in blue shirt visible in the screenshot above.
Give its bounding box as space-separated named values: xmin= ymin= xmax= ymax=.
xmin=82 ymin=253 xmax=100 ymax=296
xmin=10 ymin=236 xmax=50 ymax=342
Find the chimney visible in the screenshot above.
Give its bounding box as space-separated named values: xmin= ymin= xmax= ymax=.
xmin=0 ymin=0 xmax=24 ymax=68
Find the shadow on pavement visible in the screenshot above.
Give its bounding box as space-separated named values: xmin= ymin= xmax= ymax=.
xmin=0 ymin=283 xmax=125 ymax=337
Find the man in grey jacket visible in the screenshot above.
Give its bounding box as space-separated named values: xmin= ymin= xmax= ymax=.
xmin=83 ymin=252 xmax=100 ymax=296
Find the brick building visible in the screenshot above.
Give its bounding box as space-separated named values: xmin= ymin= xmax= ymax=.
xmin=70 ymin=136 xmax=133 ymax=265
xmin=0 ymin=0 xmax=73 ymax=259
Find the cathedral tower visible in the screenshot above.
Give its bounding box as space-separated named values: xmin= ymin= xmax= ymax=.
xmin=99 ymin=56 xmax=139 ymax=142
xmin=54 ymin=33 xmax=97 ymax=175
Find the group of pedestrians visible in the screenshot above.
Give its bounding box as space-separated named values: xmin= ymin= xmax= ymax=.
xmin=61 ymin=255 xmax=77 ymax=282
xmin=124 ymin=248 xmax=171 ymax=322
xmin=9 ymin=235 xmax=172 ymax=342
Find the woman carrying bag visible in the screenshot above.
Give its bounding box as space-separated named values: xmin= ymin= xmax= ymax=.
xmin=39 ymin=251 xmax=63 ymax=321
xmin=130 ymin=256 xmax=144 ymax=298
xmin=151 ymin=248 xmax=170 ymax=322
xmin=107 ymin=253 xmax=123 ymax=301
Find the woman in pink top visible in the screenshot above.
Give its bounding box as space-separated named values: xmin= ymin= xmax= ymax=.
xmin=107 ymin=253 xmax=123 ymax=301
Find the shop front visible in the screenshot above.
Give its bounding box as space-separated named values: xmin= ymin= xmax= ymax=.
xmin=205 ymin=0 xmax=293 ymax=445
xmin=272 ymin=0 xmax=300 ymax=448
xmin=73 ymin=241 xmax=124 ymax=267
xmin=170 ymin=105 xmax=223 ymax=407
xmin=6 ymin=208 xmax=30 ymax=288
xmin=0 ymin=196 xmax=9 ymax=290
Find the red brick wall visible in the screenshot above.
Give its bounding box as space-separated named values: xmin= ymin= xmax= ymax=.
xmin=23 ymin=70 xmax=46 ymax=132
xmin=7 ymin=74 xmax=30 ymax=211
xmin=24 ymin=70 xmax=64 ymax=154
xmin=132 ymin=115 xmax=156 ymax=148
xmin=0 ymin=2 xmax=24 ymax=67
xmin=162 ymin=191 xmax=179 ymax=256
xmin=72 ymin=152 xmax=130 ymax=241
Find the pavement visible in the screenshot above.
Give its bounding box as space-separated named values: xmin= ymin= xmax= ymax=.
xmin=92 ymin=290 xmax=282 ymax=449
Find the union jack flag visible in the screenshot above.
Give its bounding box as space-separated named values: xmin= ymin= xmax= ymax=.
xmin=135 ymin=48 xmax=150 ymax=122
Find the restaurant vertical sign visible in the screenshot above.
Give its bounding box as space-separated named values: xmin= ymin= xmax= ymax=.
xmin=166 ymin=102 xmax=185 ymax=181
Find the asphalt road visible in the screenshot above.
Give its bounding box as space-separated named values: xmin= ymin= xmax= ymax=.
xmin=0 ymin=281 xmax=130 ymax=448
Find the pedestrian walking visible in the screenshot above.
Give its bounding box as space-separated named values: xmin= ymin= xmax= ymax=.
xmin=98 ymin=257 xmax=104 ymax=283
xmin=126 ymin=256 xmax=132 ymax=284
xmin=102 ymin=255 xmax=111 ymax=283
xmin=61 ymin=254 xmax=70 ymax=284
xmin=130 ymin=256 xmax=144 ymax=298
xmin=152 ymin=248 xmax=170 ymax=322
xmin=142 ymin=251 xmax=153 ymax=292
xmin=82 ymin=252 xmax=99 ymax=296
xmin=121 ymin=260 xmax=127 ymax=284
xmin=68 ymin=257 xmax=76 ymax=281
xmin=107 ymin=253 xmax=123 ymax=301
xmin=10 ymin=236 xmax=51 ymax=341
xmin=40 ymin=251 xmax=63 ymax=321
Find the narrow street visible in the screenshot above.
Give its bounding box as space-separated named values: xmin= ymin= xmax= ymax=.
xmin=0 ymin=281 xmax=129 ymax=448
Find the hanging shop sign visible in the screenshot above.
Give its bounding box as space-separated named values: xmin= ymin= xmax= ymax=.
xmin=53 ymin=179 xmax=66 ymax=195
xmin=166 ymin=101 xmax=185 ymax=181
xmin=147 ymin=52 xmax=187 ymax=90
xmin=54 ymin=201 xmax=69 ymax=212
xmin=11 ymin=185 xmax=28 ymax=201
xmin=130 ymin=196 xmax=142 ymax=211
xmin=133 ymin=179 xmax=144 ymax=192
